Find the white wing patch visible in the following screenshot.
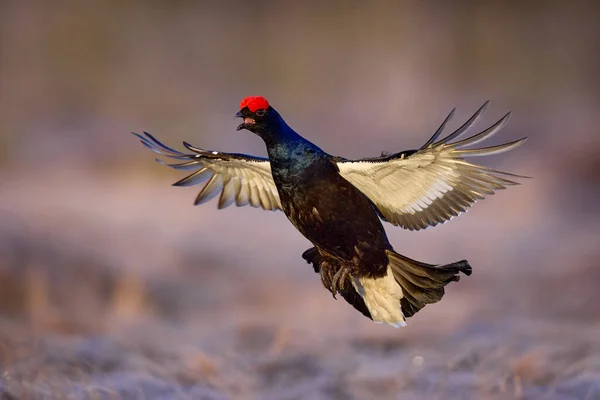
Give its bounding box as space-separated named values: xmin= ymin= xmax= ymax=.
xmin=337 ymin=102 xmax=528 ymax=231
xmin=352 ymin=266 xmax=407 ymax=328
xmin=134 ymin=132 xmax=282 ymax=211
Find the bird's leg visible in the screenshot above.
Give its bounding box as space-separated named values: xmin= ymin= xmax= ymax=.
xmin=330 ymin=267 xmax=351 ymax=298
xmin=319 ymin=260 xmax=336 ymax=297
xmin=330 ymin=251 xmax=363 ymax=296
xmin=317 ymin=258 xmax=354 ymax=299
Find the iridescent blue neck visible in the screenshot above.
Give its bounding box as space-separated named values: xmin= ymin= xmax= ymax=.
xmin=260 ymin=111 xmax=326 ymax=168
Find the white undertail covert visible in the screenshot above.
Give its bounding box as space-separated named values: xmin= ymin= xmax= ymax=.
xmin=351 ymin=267 xmax=407 ymax=328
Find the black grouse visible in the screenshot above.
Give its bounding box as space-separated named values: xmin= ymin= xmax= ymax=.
xmin=134 ymin=96 xmax=527 ymax=327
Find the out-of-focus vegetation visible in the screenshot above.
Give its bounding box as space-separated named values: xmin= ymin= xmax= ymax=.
xmin=0 ymin=1 xmax=599 ymax=398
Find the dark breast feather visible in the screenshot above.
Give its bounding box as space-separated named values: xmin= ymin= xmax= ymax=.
xmin=275 ymin=158 xmax=391 ymax=277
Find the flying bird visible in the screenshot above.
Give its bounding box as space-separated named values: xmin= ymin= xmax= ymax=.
xmin=134 ymin=96 xmax=527 ymax=327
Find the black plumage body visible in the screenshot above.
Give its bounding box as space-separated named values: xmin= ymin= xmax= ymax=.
xmin=268 ymin=139 xmax=391 ymax=280
xmin=265 ymin=134 xmax=394 ymax=319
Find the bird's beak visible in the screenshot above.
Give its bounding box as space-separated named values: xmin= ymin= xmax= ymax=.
xmin=235 ymin=110 xmax=255 ymax=131
xmin=235 ymin=111 xmax=244 ymax=130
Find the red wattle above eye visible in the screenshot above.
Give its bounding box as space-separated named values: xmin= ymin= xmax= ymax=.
xmin=240 ymin=96 xmax=269 ymax=112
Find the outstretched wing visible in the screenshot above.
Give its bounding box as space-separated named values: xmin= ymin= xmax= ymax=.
xmin=134 ymin=132 xmax=282 ymax=211
xmin=336 ymin=102 xmax=529 ymax=231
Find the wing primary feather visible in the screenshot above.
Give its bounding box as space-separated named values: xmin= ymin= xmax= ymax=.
xmin=431 ymin=198 xmax=459 ymax=220
xmin=218 ymin=176 xmax=235 ymax=209
xmin=434 ymin=101 xmax=490 ymax=145
xmin=182 ymin=141 xmax=209 ymax=154
xmin=142 ymin=131 xmax=187 ymax=155
xmin=173 ymin=168 xmax=213 ymax=187
xmin=132 ymin=132 xmax=153 ymax=147
xmin=420 ymin=108 xmax=456 ymax=149
xmin=132 ymin=132 xmax=161 ymax=151
xmin=155 ymin=159 xmax=203 ymax=170
xmin=194 ymin=175 xmax=223 ymax=205
xmin=138 ymin=140 xmax=161 ymax=154
xmin=459 ymin=177 xmax=495 ymax=196
xmin=451 ymin=112 xmax=511 ymax=149
xmin=441 ymin=194 xmax=466 ymax=216
xmin=452 ymin=160 xmax=531 ymax=179
xmin=144 ymin=145 xmax=191 ymax=160
xmin=248 ymin=181 xmax=261 ymax=208
xmin=455 ymin=138 xmax=528 ymax=157
xmin=449 ymin=188 xmax=477 ymax=204
xmin=136 ymin=136 xmax=193 ymax=160
xmin=465 ymin=174 xmax=508 ymax=190
xmin=138 ymin=140 xmax=169 ymax=156
xmin=235 ymin=180 xmax=250 ymax=207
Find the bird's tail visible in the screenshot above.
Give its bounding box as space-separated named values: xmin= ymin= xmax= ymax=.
xmin=385 ymin=250 xmax=472 ymax=319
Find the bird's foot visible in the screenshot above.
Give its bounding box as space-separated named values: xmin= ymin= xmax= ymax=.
xmin=319 ymin=261 xmax=335 ymax=295
xmin=330 ymin=267 xmax=351 ymax=298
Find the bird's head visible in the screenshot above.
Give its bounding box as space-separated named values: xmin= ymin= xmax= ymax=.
xmin=235 ymin=96 xmax=283 ymax=138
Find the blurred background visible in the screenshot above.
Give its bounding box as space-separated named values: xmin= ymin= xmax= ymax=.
xmin=0 ymin=1 xmax=599 ymax=399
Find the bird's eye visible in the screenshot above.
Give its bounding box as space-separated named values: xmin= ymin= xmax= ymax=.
xmin=255 ymin=109 xmax=266 ymax=116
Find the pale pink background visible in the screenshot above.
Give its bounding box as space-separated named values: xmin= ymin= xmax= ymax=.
xmin=0 ymin=2 xmax=598 ymax=398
